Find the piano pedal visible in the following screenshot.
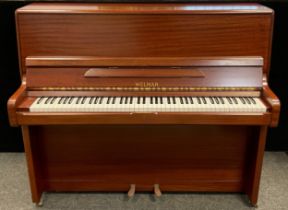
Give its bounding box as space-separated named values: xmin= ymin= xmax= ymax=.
xmin=127 ymin=184 xmax=136 ymax=198
xmin=154 ymin=184 xmax=162 ymax=197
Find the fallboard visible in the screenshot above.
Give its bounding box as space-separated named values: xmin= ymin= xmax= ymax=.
xmin=25 ymin=56 xmax=263 ymax=92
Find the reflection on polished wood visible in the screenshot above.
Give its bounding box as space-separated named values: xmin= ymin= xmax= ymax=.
xmin=8 ymin=3 xmax=280 ymax=206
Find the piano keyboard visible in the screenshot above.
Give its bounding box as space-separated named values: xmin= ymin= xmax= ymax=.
xmin=29 ymin=96 xmax=267 ymax=113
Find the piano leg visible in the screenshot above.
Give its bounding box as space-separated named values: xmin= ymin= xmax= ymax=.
xmin=245 ymin=126 xmax=268 ymax=207
xmin=22 ymin=126 xmax=44 ymax=205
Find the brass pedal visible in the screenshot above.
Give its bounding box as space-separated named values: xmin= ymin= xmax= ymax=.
xmin=128 ymin=184 xmax=136 ymax=198
xmin=154 ymin=184 xmax=162 ymax=197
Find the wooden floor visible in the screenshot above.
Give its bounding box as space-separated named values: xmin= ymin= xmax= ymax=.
xmin=0 ymin=152 xmax=287 ymax=210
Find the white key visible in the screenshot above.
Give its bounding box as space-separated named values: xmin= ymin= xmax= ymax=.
xmin=60 ymin=97 xmax=68 ymax=112
xmin=224 ymin=97 xmax=233 ymax=112
xmin=97 ymin=97 xmax=106 ymax=112
xmin=182 ymin=97 xmax=190 ymax=112
xmin=39 ymin=97 xmax=49 ymax=112
xmin=174 ymin=97 xmax=182 ymax=112
xmin=193 ymin=97 xmax=200 ymax=112
xmin=162 ymin=97 xmax=169 ymax=112
xmin=186 ymin=97 xmax=194 ymax=112
xmin=83 ymin=97 xmax=90 ymax=112
xmin=254 ymin=98 xmax=267 ymax=112
xmin=30 ymin=97 xmax=43 ymax=112
xmin=73 ymin=97 xmax=82 ymax=112
xmin=204 ymin=97 xmax=213 ymax=112
xmin=232 ymin=97 xmax=241 ymax=112
xmin=92 ymin=97 xmax=101 ymax=112
xmin=67 ymin=97 xmax=76 ymax=112
xmin=105 ymin=97 xmax=112 ymax=112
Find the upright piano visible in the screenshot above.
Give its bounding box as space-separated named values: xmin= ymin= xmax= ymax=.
xmin=8 ymin=3 xmax=280 ymax=206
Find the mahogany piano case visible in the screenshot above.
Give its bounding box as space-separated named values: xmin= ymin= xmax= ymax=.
xmin=7 ymin=3 xmax=280 ymax=206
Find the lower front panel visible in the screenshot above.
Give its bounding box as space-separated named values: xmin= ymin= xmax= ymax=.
xmin=28 ymin=125 xmax=258 ymax=192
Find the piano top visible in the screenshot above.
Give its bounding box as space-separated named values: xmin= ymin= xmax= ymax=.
xmin=17 ymin=3 xmax=272 ymax=14
xmin=16 ymin=2 xmax=273 ymax=78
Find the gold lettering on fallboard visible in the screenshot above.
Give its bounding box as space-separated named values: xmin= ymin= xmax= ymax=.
xmin=135 ymin=82 xmax=159 ymax=87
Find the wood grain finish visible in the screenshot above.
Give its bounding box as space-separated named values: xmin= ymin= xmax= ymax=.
xmin=16 ymin=5 xmax=273 ymax=76
xmin=7 ymin=84 xmax=26 ymax=126
xmin=244 ymin=126 xmax=268 ymax=206
xmin=262 ymin=75 xmax=281 ymax=127
xmin=27 ymin=125 xmax=255 ymax=194
xmin=16 ymin=112 xmax=271 ymax=126
xmin=26 ymin=66 xmax=263 ymax=89
xmin=22 ymin=126 xmax=43 ymax=203
xmin=7 ymin=3 xmax=279 ymax=206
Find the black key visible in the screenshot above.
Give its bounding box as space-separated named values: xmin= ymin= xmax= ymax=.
xmin=94 ymin=97 xmax=99 ymax=104
xmin=214 ymin=97 xmax=219 ymax=104
xmin=197 ymin=97 xmax=202 ymax=104
xmin=184 ymin=97 xmax=189 ymax=104
xmin=99 ymin=97 xmax=103 ymax=104
xmin=226 ymin=97 xmax=232 ymax=104
xmin=45 ymin=97 xmax=52 ymax=104
xmin=202 ymin=97 xmax=207 ymax=104
xmin=232 ymin=97 xmax=238 ymax=104
xmin=50 ymin=97 xmax=57 ymax=104
xmin=183 ymin=97 xmax=187 ymax=104
xmin=107 ymin=97 xmax=111 ymax=104
xmin=250 ymin=97 xmax=256 ymax=104
xmin=180 ymin=97 xmax=184 ymax=104
xmin=160 ymin=97 xmax=163 ymax=104
xmin=63 ymin=97 xmax=69 ymax=104
xmin=240 ymin=97 xmax=246 ymax=104
xmin=112 ymin=97 xmax=116 ymax=104
xmin=37 ymin=97 xmax=44 ymax=104
xmin=173 ymin=97 xmax=176 ymax=104
xmin=143 ymin=97 xmax=146 ymax=104
xmin=50 ymin=97 xmax=56 ymax=104
xmin=121 ymin=97 xmax=128 ymax=104
xmin=76 ymin=97 xmax=82 ymax=104
xmin=59 ymin=97 xmax=65 ymax=104
xmin=155 ymin=97 xmax=158 ymax=104
xmin=89 ymin=97 xmax=94 ymax=104
xmin=93 ymin=97 xmax=97 ymax=104
xmin=120 ymin=97 xmax=124 ymax=104
xmin=129 ymin=97 xmax=133 ymax=104
xmin=219 ymin=97 xmax=224 ymax=104
xmin=150 ymin=97 xmax=153 ymax=104
xmin=209 ymin=97 xmax=214 ymax=104
xmin=244 ymin=97 xmax=251 ymax=104
xmin=167 ymin=97 xmax=171 ymax=104
xmin=189 ymin=97 xmax=194 ymax=104
xmin=137 ymin=97 xmax=140 ymax=104
xmin=68 ymin=97 xmax=74 ymax=104
xmin=81 ymin=97 xmax=87 ymax=104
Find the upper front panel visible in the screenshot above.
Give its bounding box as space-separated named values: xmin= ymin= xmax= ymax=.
xmin=25 ymin=56 xmax=263 ymax=91
xmin=16 ymin=3 xmax=273 ymax=77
